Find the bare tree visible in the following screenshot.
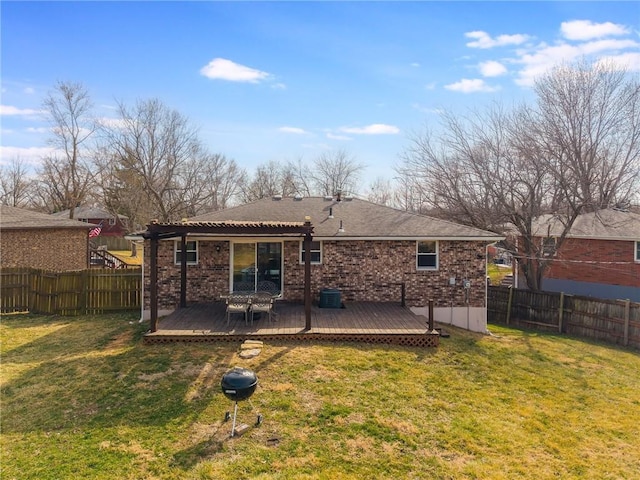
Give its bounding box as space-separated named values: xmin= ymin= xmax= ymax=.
xmin=532 ymin=60 xmax=640 ymax=211
xmin=309 ymin=149 xmax=365 ymax=196
xmin=285 ymin=157 xmax=313 ymax=197
xmin=0 ymin=156 xmax=34 ymax=207
xmin=37 ymin=81 xmax=96 ymax=216
xmin=240 ymin=160 xmax=298 ymax=202
xmin=365 ymin=176 xmax=395 ymax=206
xmin=399 ymin=60 xmax=639 ymax=291
xmin=98 ymin=98 xmax=203 ymax=223
xmin=184 ymin=153 xmax=245 ymax=215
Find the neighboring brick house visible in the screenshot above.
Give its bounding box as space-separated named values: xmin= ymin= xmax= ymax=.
xmin=141 ymin=195 xmax=503 ymax=332
xmin=0 ymin=205 xmax=92 ymax=271
xmin=522 ymin=208 xmax=640 ymax=302
xmin=52 ymin=205 xmax=129 ymax=237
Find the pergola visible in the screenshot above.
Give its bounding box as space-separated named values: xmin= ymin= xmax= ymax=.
xmin=142 ymin=218 xmax=314 ymax=332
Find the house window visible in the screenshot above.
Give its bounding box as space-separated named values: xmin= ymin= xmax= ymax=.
xmin=301 ymin=240 xmax=322 ymax=264
xmin=175 ymin=240 xmax=198 ymax=265
xmin=636 ymin=241 xmax=640 ymax=262
xmin=417 ymin=241 xmax=438 ymax=270
xmin=108 ymin=217 xmax=116 ymax=226
xmin=542 ymin=237 xmax=557 ymax=257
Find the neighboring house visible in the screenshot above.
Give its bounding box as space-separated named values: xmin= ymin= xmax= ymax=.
xmin=140 ymin=195 xmax=503 ymax=332
xmin=0 ymin=205 xmax=92 ymax=271
xmin=521 ymin=208 xmax=640 ymax=302
xmin=52 ymin=205 xmax=129 ymax=237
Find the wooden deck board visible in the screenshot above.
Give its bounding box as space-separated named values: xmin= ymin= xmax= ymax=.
xmin=144 ymin=301 xmax=439 ymax=347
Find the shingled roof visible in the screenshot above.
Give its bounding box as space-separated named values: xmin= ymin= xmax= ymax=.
xmin=190 ymin=196 xmax=502 ymax=240
xmin=532 ymin=208 xmax=640 ymax=241
xmin=51 ymin=205 xmax=128 ymax=221
xmin=0 ymin=205 xmax=93 ymax=230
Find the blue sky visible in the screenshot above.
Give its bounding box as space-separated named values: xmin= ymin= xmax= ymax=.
xmin=1 ymin=1 xmax=639 ymax=188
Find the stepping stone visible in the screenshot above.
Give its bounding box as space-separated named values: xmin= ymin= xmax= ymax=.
xmin=239 ymin=348 xmax=261 ymax=359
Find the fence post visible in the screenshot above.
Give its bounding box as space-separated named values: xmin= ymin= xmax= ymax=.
xmin=506 ymin=286 xmax=514 ymax=325
xmin=558 ymin=292 xmax=564 ymax=334
xmin=623 ymin=299 xmax=630 ymax=347
xmin=80 ymin=269 xmax=89 ymax=315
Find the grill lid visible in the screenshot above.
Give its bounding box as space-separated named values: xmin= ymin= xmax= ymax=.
xmin=221 ymin=367 xmax=258 ymax=401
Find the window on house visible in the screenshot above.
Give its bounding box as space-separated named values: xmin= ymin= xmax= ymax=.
xmin=175 ymin=240 xmax=198 ymax=265
xmin=636 ymin=241 xmax=640 ymax=262
xmin=108 ymin=217 xmax=116 ymax=226
xmin=417 ymin=241 xmax=438 ymax=270
xmin=542 ymin=237 xmax=557 ymax=257
xmin=301 ymin=240 xmax=322 ymax=264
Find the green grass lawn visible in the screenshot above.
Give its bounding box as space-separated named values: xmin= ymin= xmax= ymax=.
xmin=487 ymin=262 xmax=512 ymax=285
xmin=1 ymin=313 xmax=639 ymax=479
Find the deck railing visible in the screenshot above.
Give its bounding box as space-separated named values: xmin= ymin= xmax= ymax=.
xmin=0 ymin=267 xmax=141 ymax=315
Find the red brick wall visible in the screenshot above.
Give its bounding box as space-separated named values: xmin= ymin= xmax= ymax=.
xmin=283 ymin=240 xmax=487 ymax=308
xmin=0 ymin=228 xmax=88 ymax=271
xmin=545 ymin=238 xmax=640 ymax=287
xmin=144 ymin=240 xmax=229 ymax=309
xmin=147 ymin=239 xmax=488 ymax=310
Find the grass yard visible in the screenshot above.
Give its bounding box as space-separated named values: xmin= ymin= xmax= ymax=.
xmin=1 ymin=313 xmax=639 ymax=479
xmin=486 ymin=262 xmax=512 ymax=286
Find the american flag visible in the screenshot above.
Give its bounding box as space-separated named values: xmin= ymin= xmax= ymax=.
xmin=89 ymin=224 xmax=102 ymax=238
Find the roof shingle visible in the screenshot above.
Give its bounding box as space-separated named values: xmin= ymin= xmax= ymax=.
xmin=191 ymin=197 xmax=502 ymax=240
xmin=1 ymin=205 xmax=93 ymax=230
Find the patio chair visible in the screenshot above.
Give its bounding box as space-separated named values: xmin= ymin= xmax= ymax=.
xmin=226 ymin=293 xmax=251 ymax=326
xmin=250 ymin=291 xmax=274 ymax=323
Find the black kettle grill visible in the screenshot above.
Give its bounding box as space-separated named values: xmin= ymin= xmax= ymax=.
xmin=221 ymin=367 xmax=261 ymax=436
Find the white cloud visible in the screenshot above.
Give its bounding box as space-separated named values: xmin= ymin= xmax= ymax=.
xmin=465 ymin=31 xmax=530 ymax=49
xmin=26 ymin=127 xmax=49 ymax=133
xmin=479 ymin=60 xmax=508 ymax=77
xmin=596 ymin=52 xmax=640 ymax=71
xmin=445 ymin=78 xmax=500 ymax=93
xmin=339 ymin=124 xmax=400 ymax=135
xmin=0 ymin=105 xmax=44 ymax=116
xmin=200 ymin=58 xmax=271 ymax=83
xmin=0 ymin=145 xmax=53 ymax=165
xmin=514 ymin=37 xmax=640 ymax=86
xmin=23 ymin=87 xmax=35 ymax=95
xmin=279 ymin=126 xmax=308 ymax=135
xmin=424 ymin=82 xmax=437 ymax=90
xmin=326 ymin=132 xmax=351 ymax=141
xmin=411 ymin=62 xmax=421 ymax=68
xmin=561 ymin=20 xmax=629 ymax=41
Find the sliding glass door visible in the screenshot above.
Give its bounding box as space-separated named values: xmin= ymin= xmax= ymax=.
xmin=232 ymin=242 xmax=282 ymax=293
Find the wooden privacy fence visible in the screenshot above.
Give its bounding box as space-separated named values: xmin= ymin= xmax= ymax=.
xmin=488 ymin=285 xmax=640 ymax=349
xmin=0 ymin=268 xmax=141 ymax=316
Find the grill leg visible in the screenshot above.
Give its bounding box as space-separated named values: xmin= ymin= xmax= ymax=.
xmin=230 ymin=401 xmax=238 ymax=437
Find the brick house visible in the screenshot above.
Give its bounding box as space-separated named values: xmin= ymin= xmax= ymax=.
xmin=0 ymin=205 xmax=92 ymax=271
xmin=52 ymin=205 xmax=129 ymax=238
xmin=141 ymin=196 xmax=503 ymax=332
xmin=521 ymin=208 xmax=640 ymax=302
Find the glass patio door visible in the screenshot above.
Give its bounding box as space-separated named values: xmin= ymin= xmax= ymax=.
xmin=232 ymin=242 xmax=282 ymax=293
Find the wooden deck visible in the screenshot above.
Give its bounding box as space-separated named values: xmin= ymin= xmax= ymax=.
xmin=144 ymin=301 xmax=440 ymax=347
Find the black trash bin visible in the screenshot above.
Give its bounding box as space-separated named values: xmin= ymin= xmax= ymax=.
xmin=319 ymin=288 xmax=341 ymax=308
